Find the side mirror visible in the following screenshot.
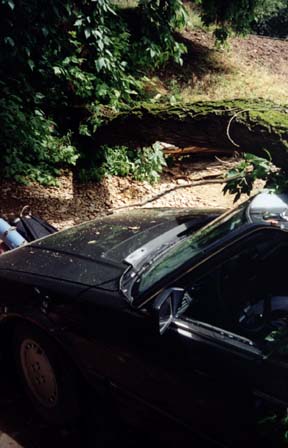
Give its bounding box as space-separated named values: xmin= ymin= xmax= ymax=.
xmin=153 ymin=288 xmax=185 ymax=335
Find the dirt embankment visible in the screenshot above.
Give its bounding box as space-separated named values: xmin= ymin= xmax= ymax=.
xmin=186 ymin=29 xmax=288 ymax=75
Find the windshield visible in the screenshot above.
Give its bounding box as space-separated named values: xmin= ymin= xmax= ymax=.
xmin=137 ymin=202 xmax=248 ymax=295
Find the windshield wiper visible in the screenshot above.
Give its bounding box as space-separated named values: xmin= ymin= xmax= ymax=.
xmin=125 ymin=216 xmax=217 ymax=270
xmin=178 ymin=215 xmax=218 ymax=238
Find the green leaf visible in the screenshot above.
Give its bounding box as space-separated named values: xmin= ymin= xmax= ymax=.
xmin=8 ymin=0 xmax=15 ymax=10
xmin=27 ymin=59 xmax=35 ymax=71
xmin=42 ymin=27 xmax=49 ymax=37
xmin=74 ymin=18 xmax=83 ymax=27
xmin=95 ymin=57 xmax=106 ymax=72
xmin=4 ymin=36 xmax=15 ymax=47
xmin=53 ymin=66 xmax=61 ymax=75
xmin=84 ymin=28 xmax=91 ymax=39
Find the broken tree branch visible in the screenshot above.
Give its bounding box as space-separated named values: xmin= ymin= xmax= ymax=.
xmin=112 ymin=173 xmax=242 ymax=211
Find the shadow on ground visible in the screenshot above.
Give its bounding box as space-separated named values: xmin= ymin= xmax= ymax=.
xmin=0 ymin=359 xmax=279 ymax=448
xmin=159 ymin=32 xmax=231 ymax=89
xmin=0 ymin=363 xmax=161 ymax=448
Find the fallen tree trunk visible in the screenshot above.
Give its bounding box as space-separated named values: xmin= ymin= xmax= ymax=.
xmin=94 ymin=99 xmax=288 ymax=169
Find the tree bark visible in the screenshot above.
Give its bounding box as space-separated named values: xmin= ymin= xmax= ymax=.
xmin=93 ymin=100 xmax=288 ymax=169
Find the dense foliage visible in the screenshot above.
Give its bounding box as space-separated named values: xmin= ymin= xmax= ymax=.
xmin=78 ymin=142 xmax=166 ymax=183
xmin=0 ymin=0 xmax=284 ymax=184
xmin=0 ymin=0 xmax=187 ymax=183
xmin=253 ymin=0 xmax=288 ymax=38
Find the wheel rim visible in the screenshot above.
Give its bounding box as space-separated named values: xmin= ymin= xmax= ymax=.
xmin=20 ymin=338 xmax=59 ymax=408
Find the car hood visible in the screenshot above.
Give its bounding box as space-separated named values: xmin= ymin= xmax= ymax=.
xmin=0 ymin=208 xmax=222 ymax=291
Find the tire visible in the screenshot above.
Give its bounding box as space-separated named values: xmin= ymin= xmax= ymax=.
xmin=13 ymin=322 xmax=81 ymax=424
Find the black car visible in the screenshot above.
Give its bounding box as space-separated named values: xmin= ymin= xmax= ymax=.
xmin=1 ymin=192 xmax=288 ymax=436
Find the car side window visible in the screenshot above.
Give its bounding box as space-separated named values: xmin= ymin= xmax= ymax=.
xmin=183 ymin=267 xmax=224 ymax=327
xmin=181 ymin=229 xmax=288 ymax=339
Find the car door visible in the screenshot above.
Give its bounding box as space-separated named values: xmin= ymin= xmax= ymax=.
xmin=72 ymin=290 xmax=252 ymax=440
xmin=115 ymin=228 xmax=284 ymax=410
xmin=93 ymin=303 xmax=258 ymax=441
xmin=169 ymin=226 xmax=288 ymax=403
xmin=88 ymin=230 xmax=274 ymax=433
xmin=103 ymin=298 xmax=264 ymax=442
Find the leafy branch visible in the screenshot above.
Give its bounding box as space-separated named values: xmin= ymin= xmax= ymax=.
xmin=223 ymin=153 xmax=288 ymax=202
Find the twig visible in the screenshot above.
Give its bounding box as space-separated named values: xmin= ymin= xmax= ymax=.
xmin=215 ymin=156 xmax=236 ymax=166
xmin=112 ymin=173 xmax=242 ymax=211
xmin=226 ymin=109 xmax=251 ymax=148
xmin=226 ymin=105 xmax=285 ymax=149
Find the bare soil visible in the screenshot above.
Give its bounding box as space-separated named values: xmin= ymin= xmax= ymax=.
xmin=184 ymin=29 xmax=288 ymax=76
xmin=231 ymin=34 xmax=288 ymax=76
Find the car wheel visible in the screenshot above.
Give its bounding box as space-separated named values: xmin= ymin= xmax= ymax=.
xmin=13 ymin=323 xmax=81 ymax=424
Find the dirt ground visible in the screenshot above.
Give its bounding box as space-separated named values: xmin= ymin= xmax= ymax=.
xmin=0 ymin=157 xmax=260 ymax=231
xmin=185 ymin=29 xmax=288 ymax=76
xmin=231 ymin=34 xmax=288 ymax=76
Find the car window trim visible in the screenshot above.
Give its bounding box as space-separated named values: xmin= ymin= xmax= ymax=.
xmin=173 ymin=317 xmax=263 ymax=358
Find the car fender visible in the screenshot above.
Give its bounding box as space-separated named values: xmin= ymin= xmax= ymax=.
xmin=0 ymin=309 xmax=98 ymax=383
